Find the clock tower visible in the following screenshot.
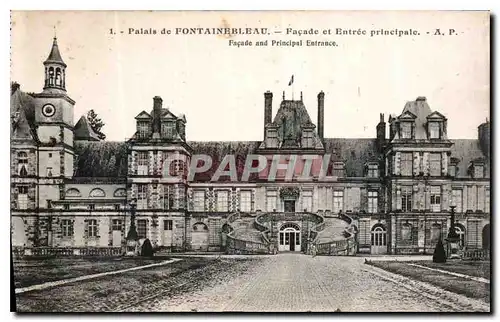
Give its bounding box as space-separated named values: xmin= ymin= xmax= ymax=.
xmin=32 ymin=37 xmax=75 ymax=209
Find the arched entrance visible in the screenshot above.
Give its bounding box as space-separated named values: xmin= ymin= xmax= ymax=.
xmin=371 ymin=223 xmax=387 ymax=254
xmin=278 ymin=222 xmax=301 ymax=252
xmin=482 ymin=224 xmax=490 ymax=251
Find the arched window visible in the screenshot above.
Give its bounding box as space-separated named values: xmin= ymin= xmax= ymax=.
xmin=17 ymin=152 xmax=28 ymax=176
xmin=89 ymin=188 xmax=106 ymax=198
xmin=454 ymin=224 xmax=466 ymax=248
xmin=279 ymin=222 xmax=300 ymax=231
xmin=371 ymin=224 xmax=387 ymax=246
xmin=48 ymin=67 xmax=54 ymax=86
xmin=193 ymin=222 xmax=208 ymax=231
xmin=55 ymin=68 xmax=62 ymax=86
xmin=430 ymin=223 xmax=442 ymax=243
xmin=113 ymin=188 xmax=127 ymax=197
xmin=401 ymin=223 xmax=412 ymax=241
xmin=66 ymin=188 xmax=82 ymax=198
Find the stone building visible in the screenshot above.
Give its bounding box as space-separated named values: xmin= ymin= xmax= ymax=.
xmin=10 ymin=38 xmax=490 ymax=255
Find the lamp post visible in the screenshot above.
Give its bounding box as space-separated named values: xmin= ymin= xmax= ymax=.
xmin=125 ymin=198 xmax=138 ymax=256
xmin=445 ymin=205 xmax=460 ymax=259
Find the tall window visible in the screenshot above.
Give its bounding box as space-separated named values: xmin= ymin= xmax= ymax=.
xmin=401 ymin=122 xmax=412 ymax=139
xmin=401 ymin=223 xmax=412 ymax=241
xmin=332 ymin=162 xmax=345 ymax=178
xmin=112 ymin=219 xmax=122 ymax=231
xmin=138 ymin=121 xmax=149 ymax=138
xmin=240 ymin=190 xmax=252 ymax=212
xmin=371 ymin=225 xmax=387 ymax=246
xmin=474 ymin=165 xmax=484 ymax=178
xmin=137 ymin=152 xmax=148 ymax=175
xmin=17 ymin=185 xmax=28 ymax=210
xmin=266 ymin=190 xmax=277 ymax=212
xmin=61 ymin=219 xmax=74 ymax=238
xmin=452 ymin=189 xmax=463 ymax=213
xmin=87 ymin=219 xmax=98 ymax=238
xmin=302 ymin=190 xmax=313 ymax=212
xmin=177 ymin=185 xmax=186 ymax=209
xmin=169 ymin=160 xmax=186 ymax=177
xmin=137 ymin=219 xmax=147 ymax=239
xmin=302 ymin=131 xmax=314 ymax=148
xmin=267 ymin=129 xmax=278 ymax=148
xmin=137 ymin=184 xmax=148 ymax=209
xmin=430 ymin=223 xmax=442 ymax=243
xmin=429 ymin=122 xmax=440 ymax=139
xmin=429 ymin=153 xmax=441 ymax=176
xmin=162 ymin=121 xmax=175 ymax=138
xmin=400 ymin=153 xmax=413 ymax=176
xmin=485 ymin=187 xmax=490 ymax=213
xmin=17 ymin=152 xmax=28 ymax=176
xmin=333 ymin=190 xmax=344 ymax=213
xmin=193 ymin=190 xmax=205 ymax=212
xmin=367 ymin=164 xmax=379 ymax=178
xmin=430 ymin=186 xmax=441 ymax=212
xmin=401 ymin=186 xmax=412 ymax=212
xmin=164 ymin=220 xmax=173 ymax=231
xmin=162 ymin=185 xmax=174 ymax=210
xmin=216 ymin=191 xmax=229 ymax=212
xmin=368 ymin=191 xmax=378 ymax=213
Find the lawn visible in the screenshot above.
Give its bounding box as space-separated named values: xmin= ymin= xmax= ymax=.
xmin=15 ymin=256 xmax=261 ymax=312
xmin=13 ymin=256 xmax=168 ymax=288
xmin=367 ymin=260 xmax=490 ymax=303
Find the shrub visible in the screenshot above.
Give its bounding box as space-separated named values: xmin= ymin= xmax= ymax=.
xmin=141 ymin=238 xmax=154 ymax=257
xmin=433 ymin=238 xmax=447 ymax=263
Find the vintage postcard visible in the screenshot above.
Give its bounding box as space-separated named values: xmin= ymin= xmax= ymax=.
xmin=10 ymin=10 xmax=490 ymax=313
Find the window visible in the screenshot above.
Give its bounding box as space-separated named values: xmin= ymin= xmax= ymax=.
xmin=112 ymin=219 xmax=122 ymax=231
xmin=64 ymin=204 xmax=70 ymax=210
xmin=17 ymin=185 xmax=28 ymax=210
xmin=333 ymin=190 xmax=344 ymax=213
xmin=162 ymin=121 xmax=175 ymax=138
xmin=162 ymin=185 xmax=174 ymax=210
xmin=87 ymin=219 xmax=98 ymax=238
xmin=46 ymin=167 xmax=53 ymax=177
xmin=371 ymin=226 xmax=387 ymax=246
xmin=164 ymin=220 xmax=173 ymax=231
xmin=485 ymin=187 xmax=490 ymax=213
xmin=429 ymin=153 xmax=441 ymax=176
xmin=216 ymin=190 xmax=229 ymax=212
xmin=455 ymin=225 xmax=466 ymax=248
xmin=332 ymin=162 xmax=345 ymax=178
xmin=266 ymin=190 xmax=277 ymax=212
xmin=137 ymin=152 xmax=148 ymax=175
xmin=137 ymin=184 xmax=148 ymax=209
xmin=240 ymin=190 xmax=252 ymax=212
xmin=452 ymin=189 xmax=463 ymax=213
xmin=302 ymin=190 xmax=313 ymax=212
xmin=138 ymin=122 xmax=149 ymax=138
xmin=474 ymin=165 xmax=484 ymax=178
xmin=400 ymin=153 xmax=412 ymax=176
xmin=267 ymin=129 xmax=278 ymax=148
xmin=61 ymin=220 xmax=74 ymax=237
xmin=430 ymin=224 xmax=442 ymax=243
xmin=17 ymin=152 xmax=28 ymax=176
xmin=137 ymin=219 xmax=147 ymax=239
xmin=169 ymin=160 xmax=186 ymax=177
xmin=114 ymin=204 xmax=121 ymax=211
xmin=429 ymin=122 xmax=440 ymax=139
xmin=401 ymin=122 xmax=412 ymax=139
xmin=401 ymin=186 xmax=412 ymax=212
xmin=48 ymin=153 xmax=52 ymax=158
xmin=367 ymin=164 xmax=379 ymax=178
xmin=193 ymin=190 xmax=205 ymax=212
xmin=177 ymin=185 xmax=186 ymax=209
xmin=302 ymin=131 xmax=314 ymax=148
xmin=401 ymin=223 xmax=412 ymax=241
xmin=368 ymin=191 xmax=378 ymax=213
xmin=430 ymin=186 xmax=441 ymax=212
xmin=88 ymin=204 xmax=95 ymax=211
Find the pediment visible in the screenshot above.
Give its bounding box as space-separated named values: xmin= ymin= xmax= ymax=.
xmin=398 ymin=110 xmax=417 ymax=120
xmin=426 ymin=111 xmax=447 ymax=120
xmin=135 ymin=111 xmax=152 ymax=119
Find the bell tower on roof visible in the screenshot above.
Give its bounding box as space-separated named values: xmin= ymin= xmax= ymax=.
xmin=43 ymin=37 xmax=67 ymax=92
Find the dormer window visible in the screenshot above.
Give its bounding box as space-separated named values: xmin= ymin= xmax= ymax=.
xmin=400 ymin=122 xmax=413 ymax=139
xmin=302 ymin=130 xmax=314 ymax=148
xmin=267 ymin=128 xmax=279 ymax=148
xmin=366 ymin=163 xmax=379 ymax=178
xmin=474 ymin=165 xmax=484 ymax=178
xmin=428 ymin=122 xmax=440 ymax=139
xmin=17 ymin=151 xmax=28 ymax=176
xmin=137 ymin=121 xmax=150 ymax=138
xmin=162 ymin=121 xmax=175 ymax=138
xmin=332 ymin=162 xmax=345 ymax=178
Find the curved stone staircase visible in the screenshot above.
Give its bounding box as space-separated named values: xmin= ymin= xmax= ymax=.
xmin=231 ymin=216 xmax=265 ymax=244
xmin=316 ymin=217 xmax=350 ymax=243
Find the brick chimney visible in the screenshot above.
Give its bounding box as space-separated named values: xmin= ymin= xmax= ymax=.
xmin=376 ymin=113 xmax=386 ymax=152
xmin=152 ymin=96 xmax=163 ymax=138
xmin=317 ymin=91 xmax=325 ymax=140
xmin=264 ymin=91 xmax=273 ymax=137
xmin=478 ymin=118 xmax=490 ymax=157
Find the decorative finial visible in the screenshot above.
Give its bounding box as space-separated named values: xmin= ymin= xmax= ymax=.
xmin=53 ymin=25 xmax=57 ymax=39
xmin=282 ymin=91 xmax=285 ymax=100
xmin=300 ymin=91 xmax=303 ymax=101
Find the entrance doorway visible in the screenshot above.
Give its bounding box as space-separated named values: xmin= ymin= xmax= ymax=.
xmin=278 ymin=222 xmax=301 ymax=252
xmin=284 ymin=200 xmax=296 ymax=212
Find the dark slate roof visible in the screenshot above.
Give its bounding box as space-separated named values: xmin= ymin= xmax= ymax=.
xmin=44 ymin=37 xmax=66 ymax=67
xmin=450 ymin=139 xmax=489 ymax=177
xmin=73 ymin=141 xmax=128 ymax=178
xmin=396 ymin=97 xmax=433 ymax=140
xmin=74 ymin=116 xmax=100 ymax=141
xmin=10 ymin=85 xmax=37 ymax=141
xmin=323 ymin=138 xmax=381 ymax=177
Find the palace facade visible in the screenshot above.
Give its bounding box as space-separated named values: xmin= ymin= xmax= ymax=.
xmin=10 ymin=38 xmax=490 ymax=255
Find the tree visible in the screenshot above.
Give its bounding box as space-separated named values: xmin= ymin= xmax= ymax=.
xmin=141 ymin=238 xmax=154 ymax=257
xmin=86 ymin=109 xmax=106 ymax=140
xmin=433 ymin=237 xmax=447 ymax=263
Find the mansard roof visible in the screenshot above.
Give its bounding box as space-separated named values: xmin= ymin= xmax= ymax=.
xmin=10 ymin=85 xmax=38 ymax=142
xmin=74 ymin=116 xmax=101 ymax=141
xmin=450 ymin=139 xmax=490 ymax=178
xmin=394 ymin=97 xmax=438 ymax=140
xmin=73 ymin=141 xmax=128 ymax=178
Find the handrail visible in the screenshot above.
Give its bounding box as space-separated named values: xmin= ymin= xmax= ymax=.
xmin=223 ymin=211 xmax=271 ymax=254
xmin=314 ymin=211 xmax=358 ymax=256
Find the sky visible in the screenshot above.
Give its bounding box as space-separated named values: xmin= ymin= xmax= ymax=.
xmin=10 ymin=11 xmax=490 ymax=142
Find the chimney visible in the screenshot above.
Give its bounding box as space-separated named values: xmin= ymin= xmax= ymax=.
xmin=478 ymin=118 xmax=490 ymax=157
xmin=152 ymin=96 xmax=163 ymax=137
xmin=317 ymin=91 xmax=325 ymax=140
xmin=376 ymin=113 xmax=386 ymax=152
xmin=264 ymin=91 xmax=273 ymax=136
